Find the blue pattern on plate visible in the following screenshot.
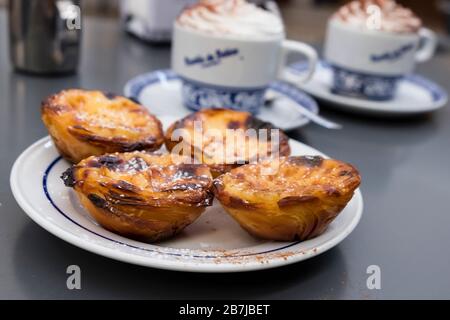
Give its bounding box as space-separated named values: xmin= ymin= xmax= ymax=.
xmin=125 ymin=69 xmax=319 ymax=116
xmin=289 ymin=61 xmax=448 ymax=103
xmin=180 ymin=77 xmax=266 ymax=114
xmin=331 ymin=65 xmax=401 ymax=101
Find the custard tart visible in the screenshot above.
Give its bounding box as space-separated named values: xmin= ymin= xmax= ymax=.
xmin=42 ymin=90 xmax=164 ymax=163
xmin=62 ymin=152 xmax=213 ymax=242
xmin=165 ymin=108 xmax=290 ymax=176
xmin=213 ymin=156 xmax=361 ymax=241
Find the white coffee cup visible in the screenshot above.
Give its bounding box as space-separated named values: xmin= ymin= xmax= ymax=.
xmin=172 ymin=22 xmax=317 ymax=113
xmin=324 ymin=19 xmax=437 ymax=100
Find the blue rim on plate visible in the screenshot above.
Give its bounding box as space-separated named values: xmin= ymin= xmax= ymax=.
xmin=125 ymin=69 xmax=179 ymax=100
xmin=10 ymin=136 xmax=364 ymax=272
xmin=43 ymin=156 xmax=302 ymax=259
xmin=290 ymin=60 xmax=448 ymax=104
xmin=123 ymin=69 xmax=319 ymax=121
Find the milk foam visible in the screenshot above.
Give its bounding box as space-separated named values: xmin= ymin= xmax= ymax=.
xmin=177 ymin=0 xmax=284 ymax=39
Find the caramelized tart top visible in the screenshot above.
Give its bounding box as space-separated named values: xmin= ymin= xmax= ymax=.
xmin=63 ymin=152 xmax=213 ymax=207
xmin=166 ymin=108 xmax=290 ymax=166
xmin=42 ymin=90 xmax=164 ymax=151
xmin=214 ymin=156 xmax=361 ymax=208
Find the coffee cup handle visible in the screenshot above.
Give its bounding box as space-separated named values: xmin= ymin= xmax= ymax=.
xmin=415 ymin=28 xmax=437 ymax=63
xmin=278 ymin=40 xmax=318 ymax=84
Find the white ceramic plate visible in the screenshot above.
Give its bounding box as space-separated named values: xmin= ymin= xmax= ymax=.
xmin=10 ymin=136 xmax=363 ymax=273
xmin=124 ymin=69 xmax=319 ymax=131
xmin=286 ymin=60 xmax=448 ymax=116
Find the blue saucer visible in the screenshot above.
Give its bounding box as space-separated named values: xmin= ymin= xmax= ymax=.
xmin=287 ymin=60 xmax=448 ymax=116
xmin=124 ymin=69 xmax=319 ymax=130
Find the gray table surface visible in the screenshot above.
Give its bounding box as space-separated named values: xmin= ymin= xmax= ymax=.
xmin=1 ymin=11 xmax=450 ymax=300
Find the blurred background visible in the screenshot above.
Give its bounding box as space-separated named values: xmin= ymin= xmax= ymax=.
xmin=2 ymin=0 xmax=449 ymax=43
